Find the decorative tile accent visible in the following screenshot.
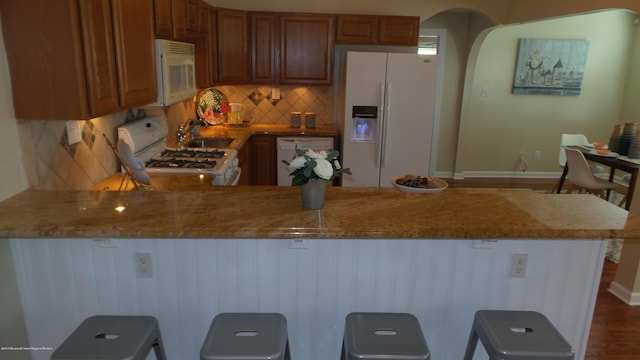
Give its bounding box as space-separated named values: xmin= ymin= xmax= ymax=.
xmin=248 ymin=89 xmax=264 ymax=105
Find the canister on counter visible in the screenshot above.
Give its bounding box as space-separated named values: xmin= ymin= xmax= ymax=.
xmin=304 ymin=112 xmax=316 ymax=128
xmin=290 ymin=112 xmax=302 ymax=128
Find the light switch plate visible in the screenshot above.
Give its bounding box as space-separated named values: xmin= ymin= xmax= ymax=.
xmin=271 ymin=88 xmax=281 ymax=100
xmin=66 ymin=120 xmax=83 ymax=145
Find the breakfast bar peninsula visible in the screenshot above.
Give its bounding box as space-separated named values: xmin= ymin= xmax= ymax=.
xmin=2 ymin=187 xmax=639 ymax=360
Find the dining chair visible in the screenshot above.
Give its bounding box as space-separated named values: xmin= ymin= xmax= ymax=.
xmin=558 ymin=134 xmax=606 ymax=171
xmin=555 ymin=133 xmax=606 ymax=193
xmin=559 ymin=134 xmax=589 ymax=167
xmin=563 ymin=147 xmax=615 ymax=199
xmin=558 ymin=134 xmax=630 ymax=205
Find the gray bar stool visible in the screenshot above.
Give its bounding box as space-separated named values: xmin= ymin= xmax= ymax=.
xmin=51 ymin=315 xmax=167 ymax=360
xmin=341 ymin=312 xmax=430 ymax=360
xmin=463 ymin=310 xmax=575 ymax=360
xmin=200 ymin=312 xmax=290 ymax=360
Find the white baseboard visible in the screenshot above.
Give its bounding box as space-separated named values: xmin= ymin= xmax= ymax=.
xmin=433 ymin=171 xmax=454 ymax=179
xmin=608 ymin=281 xmax=640 ymax=305
xmin=453 ymin=171 xmax=561 ymax=180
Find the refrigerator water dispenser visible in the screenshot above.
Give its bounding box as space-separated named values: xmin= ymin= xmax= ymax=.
xmin=351 ymin=106 xmax=377 ymax=142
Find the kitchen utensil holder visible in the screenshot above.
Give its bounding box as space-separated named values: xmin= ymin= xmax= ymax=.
xmin=290 ymin=112 xmax=302 ymax=128
xmin=304 ymin=112 xmax=316 ymax=128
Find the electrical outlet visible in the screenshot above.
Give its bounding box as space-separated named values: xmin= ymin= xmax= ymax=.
xmin=135 ymin=253 xmax=153 ymax=278
xmin=533 ymin=150 xmax=542 ymax=161
xmin=66 ymin=120 xmax=83 ymax=145
xmin=509 ymin=254 xmax=528 ymax=278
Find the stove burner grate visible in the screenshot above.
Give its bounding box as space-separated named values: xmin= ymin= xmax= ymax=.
xmin=145 ymin=158 xmax=217 ymax=169
xmin=160 ymin=149 xmax=225 ymax=159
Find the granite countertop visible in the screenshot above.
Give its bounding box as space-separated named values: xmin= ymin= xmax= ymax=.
xmin=2 ymin=187 xmax=640 ymax=240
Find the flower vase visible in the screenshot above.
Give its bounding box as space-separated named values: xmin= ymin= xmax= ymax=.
xmin=608 ymin=123 xmax=623 ymax=153
xmin=619 ymin=122 xmax=636 ymax=156
xmin=301 ymin=179 xmax=326 ymax=209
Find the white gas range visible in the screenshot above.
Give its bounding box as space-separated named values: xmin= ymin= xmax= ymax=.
xmin=117 ymin=116 xmax=240 ymax=186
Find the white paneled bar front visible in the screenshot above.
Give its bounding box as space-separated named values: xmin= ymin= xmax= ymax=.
xmin=11 ymin=238 xmax=606 ymax=360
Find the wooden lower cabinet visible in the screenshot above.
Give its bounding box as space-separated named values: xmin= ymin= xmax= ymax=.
xmin=237 ymin=142 xmax=251 ymax=186
xmin=249 ymin=135 xmax=277 ymax=185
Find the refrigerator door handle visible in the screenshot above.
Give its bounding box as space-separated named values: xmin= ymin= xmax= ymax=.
xmin=380 ymin=82 xmax=391 ymax=168
xmin=376 ymin=82 xmax=386 ymax=168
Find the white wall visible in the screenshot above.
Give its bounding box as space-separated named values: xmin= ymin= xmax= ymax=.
xmin=620 ymin=18 xmax=640 ymax=122
xmin=12 ymin=238 xmax=605 ymax=360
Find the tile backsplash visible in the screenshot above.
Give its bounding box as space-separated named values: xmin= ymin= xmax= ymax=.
xmin=21 ymin=85 xmax=335 ymax=191
xmin=216 ymin=85 xmax=334 ymax=125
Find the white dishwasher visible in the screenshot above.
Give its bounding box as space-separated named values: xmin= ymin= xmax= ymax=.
xmin=277 ymin=137 xmax=335 ymax=186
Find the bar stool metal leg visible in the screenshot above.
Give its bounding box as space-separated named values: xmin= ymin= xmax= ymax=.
xmin=463 ymin=310 xmax=574 ymax=360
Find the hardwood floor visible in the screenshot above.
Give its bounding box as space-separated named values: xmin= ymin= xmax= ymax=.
xmin=586 ymin=260 xmax=640 ymax=359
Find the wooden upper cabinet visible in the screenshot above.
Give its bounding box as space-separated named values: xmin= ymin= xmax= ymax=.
xmin=153 ymin=0 xmax=173 ymax=38
xmin=379 ymin=16 xmax=420 ymax=45
xmin=0 ymin=0 xmax=156 ymax=119
xmin=280 ymin=13 xmax=334 ymax=85
xmin=250 ymin=12 xmax=278 ymax=84
xmin=336 ymin=15 xmax=378 ymax=44
xmin=336 ymin=15 xmax=420 ymax=46
xmin=217 ymin=9 xmax=249 ymax=84
xmin=79 ymin=0 xmax=120 ymax=116
xmin=172 ymin=0 xmax=188 ymax=39
xmin=193 ymin=3 xmax=216 ymax=88
xmin=208 ymin=7 xmax=219 ymax=85
xmin=111 ymin=0 xmax=157 ymax=108
xmin=197 ymin=0 xmax=209 ymax=33
xmin=186 ymin=0 xmax=199 ymax=33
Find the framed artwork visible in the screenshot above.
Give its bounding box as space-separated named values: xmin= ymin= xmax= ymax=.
xmin=513 ymin=38 xmax=589 ymax=95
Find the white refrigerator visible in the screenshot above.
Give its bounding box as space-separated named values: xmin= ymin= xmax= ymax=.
xmin=340 ymin=51 xmax=439 ymax=187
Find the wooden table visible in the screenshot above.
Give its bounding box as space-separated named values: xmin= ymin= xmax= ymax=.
xmin=556 ymin=145 xmax=640 ymax=210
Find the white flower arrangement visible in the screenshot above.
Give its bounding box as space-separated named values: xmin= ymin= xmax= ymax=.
xmin=283 ymin=147 xmax=351 ymax=186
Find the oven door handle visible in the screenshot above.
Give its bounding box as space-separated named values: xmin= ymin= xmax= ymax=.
xmin=226 ymin=168 xmax=241 ymax=186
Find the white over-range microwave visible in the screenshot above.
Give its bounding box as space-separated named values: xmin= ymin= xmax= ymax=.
xmin=152 ymin=39 xmax=196 ymax=107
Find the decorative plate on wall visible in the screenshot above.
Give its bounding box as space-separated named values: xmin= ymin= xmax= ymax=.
xmin=197 ymin=88 xmax=228 ymax=125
